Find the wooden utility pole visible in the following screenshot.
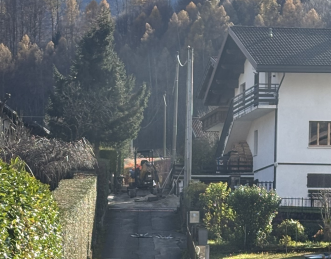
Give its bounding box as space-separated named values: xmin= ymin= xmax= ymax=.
xmin=172 ymin=54 xmax=179 ymax=164
xmin=163 ymin=93 xmax=167 ymax=158
xmin=184 ymin=46 xmax=193 ymax=188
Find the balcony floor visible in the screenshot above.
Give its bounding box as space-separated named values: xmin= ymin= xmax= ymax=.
xmin=234 ymin=105 xmax=276 ymax=121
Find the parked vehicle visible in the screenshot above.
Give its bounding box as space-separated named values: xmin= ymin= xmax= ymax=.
xmin=127 ymin=149 xmax=160 ymax=198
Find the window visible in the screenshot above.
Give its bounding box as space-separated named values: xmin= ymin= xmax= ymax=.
xmin=309 ymin=121 xmax=331 ymax=146
xmin=254 ymin=130 xmax=258 ymax=155
xmin=307 ymin=174 xmax=331 ymax=188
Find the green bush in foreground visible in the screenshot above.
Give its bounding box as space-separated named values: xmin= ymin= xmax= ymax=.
xmin=228 ymin=185 xmax=281 ymax=248
xmin=276 ymin=219 xmax=307 ymax=242
xmin=0 ymin=158 xmax=62 ymax=258
xmin=199 ymin=182 xmax=234 ymax=240
xmin=184 ymin=181 xmax=208 ymax=210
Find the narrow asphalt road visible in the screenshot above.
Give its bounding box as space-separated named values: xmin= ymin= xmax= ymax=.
xmin=102 ymin=191 xmax=186 ymax=259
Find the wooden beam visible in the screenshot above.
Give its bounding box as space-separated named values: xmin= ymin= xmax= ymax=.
xmin=215 ymin=79 xmax=239 ymax=88
xmin=220 ymin=64 xmax=244 ymax=73
xmin=226 ymin=48 xmax=238 ymax=55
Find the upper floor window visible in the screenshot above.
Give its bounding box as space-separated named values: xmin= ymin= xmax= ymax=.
xmin=309 ymin=121 xmax=331 ymax=146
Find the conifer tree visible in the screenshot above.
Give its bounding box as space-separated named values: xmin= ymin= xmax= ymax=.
xmin=0 ymin=43 xmax=12 ymax=99
xmin=186 ymin=2 xmax=199 ymax=21
xmin=254 ymin=0 xmax=280 ymax=27
xmin=303 ymin=8 xmax=323 ymax=28
xmin=279 ymin=0 xmax=303 ymax=27
xmin=47 ymin=3 xmax=150 ymax=149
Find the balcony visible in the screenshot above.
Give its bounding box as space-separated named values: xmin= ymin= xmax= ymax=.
xmin=200 ymin=107 xmax=228 ymax=132
xmin=233 ymin=83 xmax=279 ymax=120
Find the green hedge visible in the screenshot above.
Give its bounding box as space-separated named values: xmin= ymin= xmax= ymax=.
xmin=53 ymin=172 xmax=97 ymax=259
xmin=0 ymin=158 xmax=62 ymax=258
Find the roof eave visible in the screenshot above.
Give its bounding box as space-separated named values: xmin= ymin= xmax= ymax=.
xmin=228 ymin=28 xmax=258 ymax=70
xmin=202 ymin=30 xmax=231 ymax=105
xmin=256 ymin=65 xmax=331 ymax=73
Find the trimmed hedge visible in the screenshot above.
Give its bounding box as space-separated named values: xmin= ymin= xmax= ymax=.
xmin=0 ymin=158 xmax=62 ymax=258
xmin=53 ymin=172 xmax=97 ymax=259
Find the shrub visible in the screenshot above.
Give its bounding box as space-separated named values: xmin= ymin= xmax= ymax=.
xmin=276 ymin=219 xmax=307 ymax=242
xmin=0 ymin=158 xmax=62 ymax=258
xmin=279 ymin=235 xmax=295 ymax=247
xmin=184 ymin=181 xmax=208 ymax=210
xmin=53 ymin=173 xmax=97 ymax=259
xmin=228 ymin=185 xmax=281 ymax=248
xmin=199 ymin=182 xmax=234 ymax=240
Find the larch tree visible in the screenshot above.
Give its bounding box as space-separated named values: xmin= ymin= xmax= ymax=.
xmin=302 ymin=8 xmax=324 ymax=28
xmin=147 ymin=6 xmax=163 ymax=36
xmin=279 ymin=0 xmax=303 ymax=27
xmin=186 ymin=2 xmax=199 ymax=21
xmin=83 ymin=0 xmax=98 ymax=31
xmin=0 ymin=43 xmax=12 ymax=99
xmin=304 ymin=0 xmax=331 ymax=28
xmin=47 ymin=3 xmax=150 ymax=150
xmin=232 ymin=0 xmax=260 ymax=25
xmin=254 ymin=0 xmax=280 ymax=27
xmin=64 ymin=0 xmax=79 ymax=50
xmin=223 ymin=0 xmax=239 ymax=24
xmin=11 ymin=35 xmax=44 ymax=119
xmin=163 ymin=12 xmax=180 ymax=51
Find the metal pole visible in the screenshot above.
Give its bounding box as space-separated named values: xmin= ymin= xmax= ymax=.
xmin=163 ymin=93 xmax=167 ymax=158
xmin=172 ymin=54 xmax=179 ymax=165
xmin=184 ymin=46 xmax=193 ymax=188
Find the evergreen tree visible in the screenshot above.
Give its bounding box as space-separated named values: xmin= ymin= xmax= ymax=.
xmin=254 ymin=0 xmax=280 ymax=27
xmin=147 ymin=6 xmax=163 ymax=36
xmin=0 ymin=43 xmax=12 ymax=99
xmin=279 ymin=0 xmax=303 ymax=27
xmin=186 ymin=2 xmax=199 ymax=21
xmin=47 ymin=4 xmax=150 ymax=149
xmin=303 ymin=8 xmax=323 ymax=28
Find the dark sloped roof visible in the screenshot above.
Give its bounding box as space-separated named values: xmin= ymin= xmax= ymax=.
xmin=230 ymin=26 xmax=331 ymax=72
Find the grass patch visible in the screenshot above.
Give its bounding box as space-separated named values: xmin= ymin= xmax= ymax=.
xmin=209 ymin=241 xmax=331 ymax=259
xmin=210 ymin=252 xmax=305 ymax=259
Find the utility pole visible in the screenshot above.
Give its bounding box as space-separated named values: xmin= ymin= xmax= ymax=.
xmin=172 ymin=53 xmax=179 ymax=165
xmin=163 ymin=93 xmax=167 ymax=158
xmin=184 ymin=46 xmax=193 ymax=188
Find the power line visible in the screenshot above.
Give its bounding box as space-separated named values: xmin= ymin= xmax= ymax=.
xmin=140 ymin=100 xmax=163 ymax=129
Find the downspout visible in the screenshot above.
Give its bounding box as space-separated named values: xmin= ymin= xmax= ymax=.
xmin=273 ymin=73 xmax=286 ymax=189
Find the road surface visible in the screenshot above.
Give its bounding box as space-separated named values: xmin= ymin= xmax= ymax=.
xmin=102 ymin=190 xmax=186 ymax=259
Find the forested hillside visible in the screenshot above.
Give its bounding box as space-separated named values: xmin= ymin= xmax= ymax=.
xmin=0 ymin=0 xmax=328 ymax=152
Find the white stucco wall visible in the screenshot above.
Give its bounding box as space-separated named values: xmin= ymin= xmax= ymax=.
xmin=276 ymin=165 xmax=331 ymax=198
xmin=275 ymin=73 xmax=331 ymax=197
xmin=230 ymin=62 xmax=331 ymax=198
xmin=254 ymin=166 xmax=274 ymax=182
xmin=236 ymin=61 xmax=279 ymax=96
xmin=277 ymin=73 xmax=331 ymax=162
xmin=246 ymin=111 xmax=275 ymax=177
xmin=236 ymin=60 xmax=255 ymax=95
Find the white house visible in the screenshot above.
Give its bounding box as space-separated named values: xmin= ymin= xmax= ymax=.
xmin=198 ymin=26 xmax=331 ymax=200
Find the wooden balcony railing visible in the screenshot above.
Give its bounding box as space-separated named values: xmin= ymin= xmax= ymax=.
xmin=201 ymin=108 xmax=228 ymax=131
xmin=233 ymin=83 xmax=279 ymax=119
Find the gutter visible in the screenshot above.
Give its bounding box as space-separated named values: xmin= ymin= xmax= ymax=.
xmin=273 ymin=73 xmax=286 ymax=189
